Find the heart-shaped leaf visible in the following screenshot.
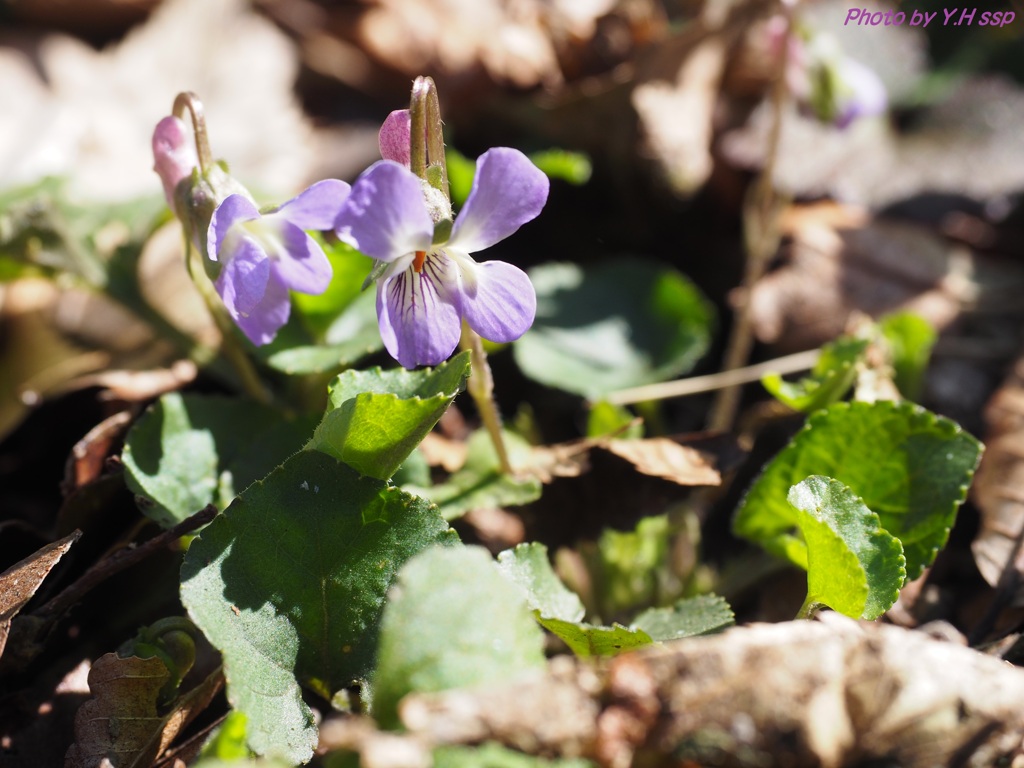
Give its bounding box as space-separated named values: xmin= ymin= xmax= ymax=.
xmin=788 ymin=476 xmax=906 ymax=619
xmin=307 ymin=351 xmax=471 ymax=479
xmin=180 ymin=450 xmax=456 ymax=762
xmin=734 ymin=400 xmax=982 ymax=580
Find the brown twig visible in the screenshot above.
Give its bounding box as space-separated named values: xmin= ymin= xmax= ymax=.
xmin=34 ymin=505 xmax=218 ymax=623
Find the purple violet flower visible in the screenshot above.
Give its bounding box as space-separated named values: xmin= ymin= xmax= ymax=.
xmin=832 ymin=56 xmax=887 ymax=129
xmin=207 ymin=179 xmax=351 ymax=345
xmin=334 ymin=111 xmax=547 ymax=369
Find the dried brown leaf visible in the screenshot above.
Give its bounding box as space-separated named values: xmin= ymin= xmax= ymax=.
xmin=64 ymin=655 xmax=222 ymax=768
xmin=0 ymin=531 xmax=80 ymax=659
xmin=1 ymin=0 xmax=314 ymax=201
xmin=332 ymin=616 xmax=1024 ymax=768
xmin=747 ymin=203 xmax=1019 ymax=351
xmin=418 ymin=432 xmax=468 ymax=473
xmin=972 ymin=356 xmax=1024 ymax=600
xmin=62 ymin=411 xmax=133 ymax=493
xmin=602 ymin=438 xmax=720 ymax=487
xmin=722 ymin=77 xmax=1024 ymax=208
xmin=632 ymin=36 xmax=727 ymax=195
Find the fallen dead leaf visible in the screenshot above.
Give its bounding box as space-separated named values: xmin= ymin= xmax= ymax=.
xmin=0 ymin=531 xmax=81 ymax=659
xmin=721 ymin=76 xmax=1024 ymax=208
xmin=0 ymin=0 xmax=315 ymax=202
xmin=325 ymin=614 xmax=1024 ymax=768
xmin=746 ymin=202 xmax=1023 ymax=352
xmin=61 ymin=410 xmax=133 ymax=493
xmin=972 ymin=356 xmax=1024 ymax=605
xmin=603 ymin=438 xmax=721 ymax=487
xmin=64 ymin=655 xmax=223 ymax=768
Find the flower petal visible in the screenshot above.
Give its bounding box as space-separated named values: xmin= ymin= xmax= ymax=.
xmin=274 ymin=179 xmax=352 ymax=231
xmin=334 ymin=160 xmax=433 ymax=262
xmin=208 ymin=194 xmax=260 ymax=261
xmin=377 ymin=256 xmax=461 ymax=368
xmin=834 ymin=57 xmax=887 ymax=128
xmin=215 ymin=236 xmax=270 ymax=318
xmin=379 ymin=110 xmax=411 ymax=166
xmin=452 ymin=253 xmax=537 ymax=343
xmin=447 ymin=148 xmax=549 ymax=253
xmin=266 ymin=219 xmax=333 ymax=295
xmin=235 ymin=274 xmax=291 ymax=346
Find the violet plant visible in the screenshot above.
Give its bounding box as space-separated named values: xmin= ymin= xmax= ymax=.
xmin=109 ymin=77 xmax=975 ymax=767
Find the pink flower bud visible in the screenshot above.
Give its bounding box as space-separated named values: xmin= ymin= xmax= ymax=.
xmin=152 ymin=116 xmax=199 ymax=208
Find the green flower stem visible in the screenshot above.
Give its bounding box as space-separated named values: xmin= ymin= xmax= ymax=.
xmin=172 ymin=91 xmax=213 ymax=176
xmin=460 ymin=324 xmax=513 ymax=475
xmin=795 ymin=594 xmax=822 ymax=620
xmin=184 ymin=239 xmax=271 ymax=405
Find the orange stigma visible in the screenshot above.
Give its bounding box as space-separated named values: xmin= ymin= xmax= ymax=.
xmin=413 ymin=250 xmax=426 ymax=273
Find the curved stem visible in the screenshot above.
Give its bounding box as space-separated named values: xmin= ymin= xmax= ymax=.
xmin=172 ymin=91 xmax=214 ymax=176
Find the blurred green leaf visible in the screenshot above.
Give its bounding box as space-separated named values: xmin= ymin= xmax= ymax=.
xmin=528 ymin=150 xmax=592 ymax=186
xmin=497 ymin=543 xmax=585 ymax=622
xmin=762 ymin=337 xmax=867 ymax=412
xmin=405 ymin=429 xmax=542 ymax=520
xmin=536 ymin=617 xmax=652 ymax=657
xmin=514 ymin=260 xmax=714 ymax=398
xmin=879 ymin=312 xmax=937 ymax=400
xmin=586 ymin=401 xmax=643 ymax=439
xmin=372 ymin=546 xmax=545 ymax=729
xmin=445 ymin=148 xmax=476 ymax=207
xmin=631 ymin=594 xmax=735 ymax=640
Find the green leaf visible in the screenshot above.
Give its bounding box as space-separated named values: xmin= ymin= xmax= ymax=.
xmin=536 ymin=617 xmax=652 ymax=657
xmin=595 ymin=515 xmax=672 ymax=618
xmin=445 ymin=147 xmax=476 ymax=207
xmin=122 ymin=393 xmax=317 ymax=528
xmin=586 ymin=401 xmax=643 ymax=439
xmin=372 ymin=546 xmax=546 ymax=729
xmin=788 ymin=476 xmax=906 ymax=619
xmin=180 ymin=450 xmax=456 ymax=762
xmin=434 ymin=743 xmax=595 ymax=768
xmin=762 ymin=337 xmax=868 ymax=412
xmin=527 ymin=150 xmax=592 ymax=186
xmin=880 ymin=312 xmax=937 ymax=400
xmin=307 ymin=351 xmax=471 ymax=479
xmin=292 ymin=240 xmax=374 ymax=335
xmin=407 ymin=429 xmax=542 ymax=520
xmin=196 ymin=711 xmax=253 ymax=761
xmin=514 ymin=260 xmax=714 ymax=398
xmin=631 ymin=594 xmax=735 ymax=640
xmin=259 ymin=290 xmax=383 ymax=375
xmin=496 ymin=543 xmax=585 ymax=622
xmin=733 ymin=400 xmax=983 ymax=580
